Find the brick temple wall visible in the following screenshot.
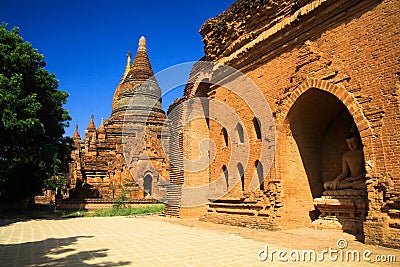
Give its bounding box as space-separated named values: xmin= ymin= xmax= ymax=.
xmin=179 ymin=0 xmax=400 ymax=247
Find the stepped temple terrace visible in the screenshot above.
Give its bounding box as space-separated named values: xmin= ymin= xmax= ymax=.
xmin=65 ymin=0 xmax=400 ymax=248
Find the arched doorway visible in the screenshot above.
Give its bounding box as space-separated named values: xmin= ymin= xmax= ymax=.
xmin=143 ymin=174 xmax=153 ymax=196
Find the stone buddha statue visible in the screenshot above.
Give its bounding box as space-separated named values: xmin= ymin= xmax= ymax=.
xmin=323 ymin=132 xmax=366 ymax=190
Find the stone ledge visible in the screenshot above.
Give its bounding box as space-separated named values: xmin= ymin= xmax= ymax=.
xmin=200 ymin=212 xmax=279 ymax=230
xmin=322 ymin=189 xmax=367 ymax=197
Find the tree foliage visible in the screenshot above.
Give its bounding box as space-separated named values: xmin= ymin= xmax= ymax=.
xmin=0 ymin=24 xmax=72 ymax=201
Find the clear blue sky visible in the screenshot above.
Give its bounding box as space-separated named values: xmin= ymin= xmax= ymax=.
xmin=1 ymin=0 xmax=235 ymax=137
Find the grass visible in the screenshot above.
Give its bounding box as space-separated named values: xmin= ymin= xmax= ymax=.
xmin=60 ymin=210 xmax=87 ymax=218
xmin=59 ymin=204 xmax=165 ymax=218
xmin=93 ymin=204 xmax=165 ymax=217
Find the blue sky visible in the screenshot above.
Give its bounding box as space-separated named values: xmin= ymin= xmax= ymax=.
xmin=1 ymin=0 xmax=235 ymax=137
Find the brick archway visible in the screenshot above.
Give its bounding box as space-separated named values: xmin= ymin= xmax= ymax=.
xmin=279 ymin=78 xmax=377 ymax=178
xmin=280 ymin=79 xmax=373 ymax=138
xmin=276 ymin=78 xmax=376 ymax=230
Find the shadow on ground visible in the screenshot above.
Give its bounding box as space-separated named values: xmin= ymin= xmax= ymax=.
xmin=0 ymin=204 xmax=63 ymax=227
xmin=0 ymin=235 xmax=131 ymax=266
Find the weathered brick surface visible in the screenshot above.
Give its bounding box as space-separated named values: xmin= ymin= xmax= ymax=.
xmin=178 ymin=0 xmax=400 ymax=247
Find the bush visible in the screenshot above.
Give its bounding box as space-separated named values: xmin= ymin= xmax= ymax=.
xmin=112 ymin=190 xmax=129 ymax=209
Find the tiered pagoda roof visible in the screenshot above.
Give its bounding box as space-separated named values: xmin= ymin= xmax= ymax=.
xmin=111 ymin=36 xmax=164 ymax=118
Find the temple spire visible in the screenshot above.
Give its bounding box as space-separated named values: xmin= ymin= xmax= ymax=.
xmin=111 ymin=36 xmax=158 ymax=114
xmin=138 ymin=36 xmax=146 ymax=51
xmin=99 ymin=118 xmax=105 ymax=130
xmin=127 ymin=36 xmax=153 ymax=82
xmin=73 ymin=124 xmax=81 ymax=139
xmin=87 ymin=114 xmax=96 ymax=131
xmin=122 ymin=49 xmax=132 ymax=81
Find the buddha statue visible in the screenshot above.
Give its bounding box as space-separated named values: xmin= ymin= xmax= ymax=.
xmin=323 ymin=132 xmax=366 ymax=190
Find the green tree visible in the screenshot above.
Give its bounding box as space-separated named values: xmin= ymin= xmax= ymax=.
xmin=0 ymin=24 xmax=72 ymax=203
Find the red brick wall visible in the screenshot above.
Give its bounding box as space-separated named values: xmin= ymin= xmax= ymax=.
xmin=183 ymin=0 xmax=400 ymax=246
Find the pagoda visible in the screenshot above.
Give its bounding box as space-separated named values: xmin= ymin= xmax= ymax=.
xmin=69 ymin=37 xmax=169 ymax=200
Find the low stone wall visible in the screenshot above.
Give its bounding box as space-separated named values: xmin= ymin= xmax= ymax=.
xmin=200 ymin=213 xmax=279 ymax=230
xmin=199 ymin=189 xmax=282 ymax=230
xmin=55 ymin=198 xmax=162 ymax=211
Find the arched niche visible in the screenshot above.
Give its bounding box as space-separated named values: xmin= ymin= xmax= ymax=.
xmin=221 ymin=127 xmax=228 ymax=147
xmin=237 ymin=163 xmax=245 ymax=192
xmin=255 ymin=160 xmax=264 ymax=191
xmin=222 ymin=165 xmax=229 ymax=191
xmin=143 ymin=174 xmax=153 ymax=196
xmin=287 ymin=88 xmax=359 ymax=198
xmin=194 ymin=78 xmax=211 ymax=128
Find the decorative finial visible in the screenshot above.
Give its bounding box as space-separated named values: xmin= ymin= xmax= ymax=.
xmin=73 ymin=124 xmax=81 ymax=138
xmin=138 ymin=36 xmax=146 ymax=51
xmin=122 ymin=48 xmax=132 ymax=80
xmin=87 ymin=114 xmax=96 ymax=130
